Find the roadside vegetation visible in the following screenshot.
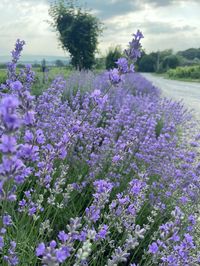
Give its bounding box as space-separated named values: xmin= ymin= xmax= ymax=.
xmin=1 ymin=1 xmax=200 ymax=264
xmin=167 ymin=65 xmax=200 ymax=82
xmin=1 ymin=27 xmax=200 ymax=266
xmin=135 ymin=47 xmax=200 ymax=82
xmin=0 ymin=66 xmax=72 ymax=96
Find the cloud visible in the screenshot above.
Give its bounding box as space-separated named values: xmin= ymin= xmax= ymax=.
xmin=16 ymin=0 xmax=140 ymax=20
xmin=0 ymin=0 xmax=200 ymax=56
xmin=0 ymin=0 xmax=65 ymax=56
xmin=140 ymin=21 xmax=196 ymax=35
xmin=142 ymin=0 xmax=199 ymax=7
xmin=142 ymin=0 xmax=176 ymax=6
xmin=76 ymin=0 xmax=140 ymax=19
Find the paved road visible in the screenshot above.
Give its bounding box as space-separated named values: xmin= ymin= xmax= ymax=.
xmin=141 ymin=73 xmax=200 ymax=116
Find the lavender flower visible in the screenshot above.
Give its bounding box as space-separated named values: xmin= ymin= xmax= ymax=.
xmin=0 ymin=33 xmax=199 ymax=266
xmin=148 ymin=242 xmax=159 ymax=254
xmin=125 ymin=30 xmax=144 ymax=61
xmin=116 ymin=58 xmax=129 ymax=74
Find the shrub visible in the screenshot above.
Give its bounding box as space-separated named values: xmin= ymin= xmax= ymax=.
xmin=167 ymin=65 xmax=200 ymax=79
xmin=105 ymin=46 xmax=122 ymax=70
xmin=0 ymin=32 xmax=200 ymax=266
xmin=49 ymin=0 xmax=102 ymax=70
xmin=138 ymin=54 xmax=157 ymax=72
xmin=162 ymin=55 xmax=180 ymax=70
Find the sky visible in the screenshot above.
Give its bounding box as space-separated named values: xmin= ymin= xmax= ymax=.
xmin=0 ymin=0 xmax=200 ymax=57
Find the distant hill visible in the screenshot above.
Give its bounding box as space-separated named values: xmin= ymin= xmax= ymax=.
xmin=0 ymin=55 xmax=70 ymax=65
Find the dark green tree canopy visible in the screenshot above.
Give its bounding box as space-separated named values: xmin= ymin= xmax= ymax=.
xmin=162 ymin=55 xmax=180 ymax=70
xmin=178 ymin=48 xmax=200 ymax=60
xmin=105 ymin=46 xmax=122 ymax=70
xmin=49 ymin=0 xmax=102 ymax=70
xmin=138 ymin=54 xmax=157 ymax=72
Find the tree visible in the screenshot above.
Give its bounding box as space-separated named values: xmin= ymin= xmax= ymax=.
xmin=134 ymin=49 xmax=146 ymax=71
xmin=177 ymin=48 xmax=200 ymax=60
xmin=162 ymin=55 xmax=180 ymax=70
xmin=49 ymin=0 xmax=102 ymax=70
xmin=105 ymin=46 xmax=122 ymax=70
xmin=138 ymin=54 xmax=157 ymax=72
xmin=95 ymin=57 xmax=105 ymax=70
xmin=159 ymin=49 xmax=173 ymax=60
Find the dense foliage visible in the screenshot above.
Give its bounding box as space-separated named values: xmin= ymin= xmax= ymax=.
xmin=167 ymin=65 xmax=200 ymax=80
xmin=177 ymin=48 xmax=200 ymax=60
xmin=138 ymin=48 xmax=200 ymax=73
xmin=0 ymin=32 xmax=200 ymax=265
xmin=162 ymin=55 xmax=180 ymax=70
xmin=49 ymin=0 xmax=101 ymax=70
xmin=105 ymin=46 xmax=122 ymax=70
xmin=137 ymin=53 xmax=157 ymax=72
xmin=137 ymin=50 xmax=180 ymax=73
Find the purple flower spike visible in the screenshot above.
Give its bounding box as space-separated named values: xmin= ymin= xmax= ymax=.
xmin=149 ymin=242 xmax=159 ymax=254
xmin=36 ymin=243 xmax=46 ymax=256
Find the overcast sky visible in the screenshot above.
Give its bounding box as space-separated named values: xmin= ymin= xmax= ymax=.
xmin=0 ymin=0 xmax=200 ymax=57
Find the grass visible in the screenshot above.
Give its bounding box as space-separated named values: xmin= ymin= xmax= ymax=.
xmin=32 ymin=67 xmax=72 ymax=96
xmin=0 ymin=67 xmax=73 ymax=96
xmin=1 ymin=66 xmax=104 ymax=97
xmin=152 ymin=72 xmax=200 ymax=83
xmin=0 ymin=69 xmax=6 ymax=84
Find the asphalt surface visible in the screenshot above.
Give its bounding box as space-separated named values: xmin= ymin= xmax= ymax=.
xmin=141 ymin=73 xmax=200 ymax=117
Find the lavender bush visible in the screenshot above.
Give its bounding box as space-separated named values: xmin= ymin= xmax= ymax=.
xmin=0 ymin=31 xmax=200 ymax=265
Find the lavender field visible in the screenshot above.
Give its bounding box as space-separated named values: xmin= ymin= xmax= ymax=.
xmin=0 ymin=32 xmax=200 ymax=266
